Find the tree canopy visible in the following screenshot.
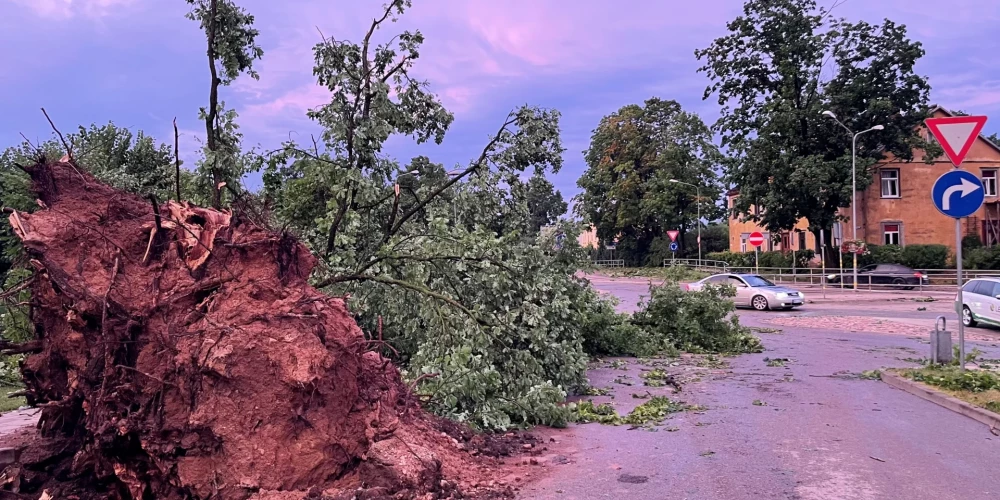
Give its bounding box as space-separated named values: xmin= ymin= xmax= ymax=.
xmin=576 ymin=98 xmax=723 ymax=266
xmin=696 ymin=0 xmax=936 ymax=238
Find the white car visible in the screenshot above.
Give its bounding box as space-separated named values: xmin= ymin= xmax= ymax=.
xmin=686 ymin=273 xmax=805 ymax=311
xmin=957 ymin=277 xmax=1000 ymax=328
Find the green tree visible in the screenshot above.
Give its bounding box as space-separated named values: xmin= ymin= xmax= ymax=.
xmin=696 ymin=0 xmax=936 ymax=254
xmin=518 ymin=174 xmax=567 ymax=234
xmin=185 ymin=0 xmax=263 ymax=207
xmin=262 ymin=0 xmax=591 ymax=429
xmin=576 ymin=98 xmax=724 ymax=266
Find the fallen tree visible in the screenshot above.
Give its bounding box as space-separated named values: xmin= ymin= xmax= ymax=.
xmin=1 ymin=159 xmax=519 ymax=499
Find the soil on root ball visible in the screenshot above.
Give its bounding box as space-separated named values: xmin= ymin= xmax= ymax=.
xmin=0 ymin=160 xmax=534 ymax=500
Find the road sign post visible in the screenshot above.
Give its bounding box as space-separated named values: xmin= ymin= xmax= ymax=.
xmin=748 ymin=231 xmax=764 ymax=274
xmin=927 ymin=115 xmax=988 ymax=371
xmin=669 ymin=241 xmax=679 ymax=264
xmin=820 ymin=230 xmax=826 ymax=298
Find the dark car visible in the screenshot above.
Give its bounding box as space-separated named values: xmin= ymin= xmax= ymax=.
xmin=826 ymin=263 xmax=928 ymax=290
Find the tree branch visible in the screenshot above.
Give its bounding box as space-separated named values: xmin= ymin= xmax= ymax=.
xmin=41 ymin=107 xmax=73 ymax=161
xmin=384 ymin=112 xmax=516 ymax=240
xmin=317 ymin=274 xmax=486 ymax=325
xmin=173 ymin=117 xmax=182 ymax=201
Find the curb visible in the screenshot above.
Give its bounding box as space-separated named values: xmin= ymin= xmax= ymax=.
xmin=881 ymin=371 xmax=1000 ymax=431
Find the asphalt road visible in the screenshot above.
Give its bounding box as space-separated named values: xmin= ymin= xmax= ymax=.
xmin=522 ymin=276 xmax=1000 ymax=500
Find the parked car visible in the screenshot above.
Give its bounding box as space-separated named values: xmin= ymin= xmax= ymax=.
xmin=825 ymin=264 xmax=928 ymax=290
xmin=956 ymin=277 xmax=1000 ymax=328
xmin=685 ymin=273 xmax=805 ymax=311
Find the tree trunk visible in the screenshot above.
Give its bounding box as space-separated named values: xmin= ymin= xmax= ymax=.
xmin=205 ymin=0 xmax=222 ymax=209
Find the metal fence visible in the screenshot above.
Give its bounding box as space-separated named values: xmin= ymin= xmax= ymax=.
xmin=594 ymin=259 xmax=625 ymax=268
xmin=662 ymin=259 xmax=730 ymax=272
xmin=709 ymin=266 xmax=1000 ymax=292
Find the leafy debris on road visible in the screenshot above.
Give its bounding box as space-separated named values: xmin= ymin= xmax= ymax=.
xmin=750 ymin=326 xmax=783 ymax=334
xmin=860 ymin=370 xmax=882 ymax=380
xmin=573 ymin=396 xmax=694 ymax=427
xmin=765 ymin=357 xmax=790 ymax=367
xmin=606 ymin=359 xmax=630 ymax=370
xmin=573 ymin=400 xmax=621 ymax=424
xmin=640 ymin=369 xmax=682 ymax=391
xmin=582 ymin=386 xmax=613 ymax=396
xmin=752 ymin=399 xmax=767 ymax=406
xmin=613 ymin=376 xmax=634 ymax=386
xmin=632 ymin=392 xmax=652 ymax=399
xmin=697 ymin=354 xmax=728 ymax=369
xmin=917 ymin=307 xmax=927 ymax=311
xmin=699 ymin=450 xmax=716 ymax=457
xmin=914 ymin=297 xmax=937 ymax=303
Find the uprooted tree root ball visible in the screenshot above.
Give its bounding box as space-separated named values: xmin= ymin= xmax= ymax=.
xmin=1 ymin=160 xmax=523 ymax=499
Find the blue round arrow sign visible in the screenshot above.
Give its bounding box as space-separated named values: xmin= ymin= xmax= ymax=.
xmin=932 ymin=169 xmax=985 ymax=219
xmin=669 ymin=242 xmax=679 ymax=252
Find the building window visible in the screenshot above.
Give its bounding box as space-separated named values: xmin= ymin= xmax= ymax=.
xmin=740 ymin=238 xmax=747 ymax=253
xmin=881 ymin=169 xmax=900 ymax=198
xmin=883 ymin=223 xmax=902 ymax=246
xmin=983 ymin=170 xmax=997 ymax=197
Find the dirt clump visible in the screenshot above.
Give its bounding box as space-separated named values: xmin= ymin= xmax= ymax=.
xmin=1 ymin=160 xmax=525 ymax=499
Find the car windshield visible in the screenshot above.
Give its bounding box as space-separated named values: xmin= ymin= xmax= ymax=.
xmin=743 ymin=275 xmax=775 ymax=287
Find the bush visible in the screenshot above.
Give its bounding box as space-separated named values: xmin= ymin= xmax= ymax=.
xmin=858 ymin=244 xmax=949 ymax=269
xmin=632 ymin=282 xmax=763 ymax=354
xmin=705 ymin=250 xmax=814 ymax=269
xmin=963 ymin=234 xmax=983 ymax=250
xmin=964 ymin=246 xmax=1000 ymax=270
xmin=901 ymin=244 xmax=948 ymax=269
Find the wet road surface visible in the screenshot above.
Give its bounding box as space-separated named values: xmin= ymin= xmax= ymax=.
xmin=522 ymin=277 xmax=1000 ymax=500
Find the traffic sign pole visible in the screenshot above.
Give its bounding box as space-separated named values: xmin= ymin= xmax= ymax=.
xmin=956 ymin=218 xmax=965 ymax=369
xmin=927 ymin=115 xmax=988 ymax=371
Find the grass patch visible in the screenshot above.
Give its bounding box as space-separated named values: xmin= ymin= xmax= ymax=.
xmin=749 ymin=326 xmax=783 ymax=334
xmin=896 ymin=366 xmax=1000 ymax=414
xmin=0 ymin=385 xmax=26 ymax=414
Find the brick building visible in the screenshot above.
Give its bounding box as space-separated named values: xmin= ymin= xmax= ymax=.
xmin=729 ymin=107 xmax=1000 ymax=255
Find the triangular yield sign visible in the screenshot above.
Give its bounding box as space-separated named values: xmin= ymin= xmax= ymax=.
xmin=667 ymin=230 xmax=679 ymax=242
xmin=925 ymin=115 xmax=988 ymax=166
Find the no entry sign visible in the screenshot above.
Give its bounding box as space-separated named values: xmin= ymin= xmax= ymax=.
xmin=748 ymin=232 xmax=765 ymax=247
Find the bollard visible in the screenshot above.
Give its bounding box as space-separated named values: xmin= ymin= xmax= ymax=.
xmin=930 ymin=316 xmax=953 ymax=365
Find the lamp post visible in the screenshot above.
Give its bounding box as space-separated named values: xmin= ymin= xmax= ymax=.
xmin=669 ymin=179 xmax=701 ymax=267
xmin=821 ymin=111 xmax=884 ymax=291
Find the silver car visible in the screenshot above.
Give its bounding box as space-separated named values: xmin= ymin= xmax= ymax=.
xmin=685 ymin=273 xmax=805 ymax=311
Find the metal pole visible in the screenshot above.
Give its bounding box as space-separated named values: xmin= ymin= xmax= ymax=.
xmin=821 ymin=230 xmax=827 ymax=299
xmin=852 ymin=132 xmax=859 ymax=292
xmin=957 ymin=217 xmax=966 ymax=371
xmin=697 ymin=186 xmax=702 ymax=268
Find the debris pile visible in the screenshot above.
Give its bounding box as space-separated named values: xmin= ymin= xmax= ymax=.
xmin=2 ymin=160 xmax=516 ymax=499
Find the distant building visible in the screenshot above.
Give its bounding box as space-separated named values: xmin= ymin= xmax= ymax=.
xmin=729 ymin=107 xmax=1000 ymax=254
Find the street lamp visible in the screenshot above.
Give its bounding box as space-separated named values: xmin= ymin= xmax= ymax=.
xmin=822 ymin=110 xmax=884 ymax=291
xmin=669 ymin=179 xmax=702 ymax=267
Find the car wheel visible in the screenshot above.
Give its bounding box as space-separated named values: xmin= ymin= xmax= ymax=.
xmin=891 ymin=277 xmax=905 ymax=290
xmin=962 ymin=306 xmax=977 ymax=328
xmin=751 ymin=295 xmax=769 ymax=311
